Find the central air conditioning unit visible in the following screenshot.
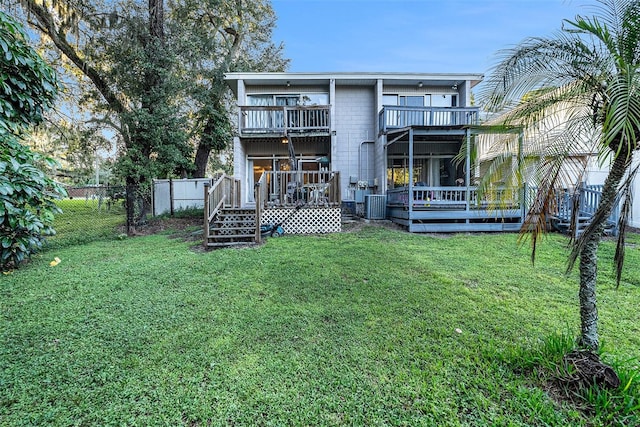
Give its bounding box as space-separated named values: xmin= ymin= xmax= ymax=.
xmin=365 ymin=195 xmax=386 ymax=220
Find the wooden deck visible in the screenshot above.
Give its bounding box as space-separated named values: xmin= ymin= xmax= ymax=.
xmin=238 ymin=105 xmax=330 ymax=137
xmin=386 ymin=185 xmax=524 ymax=232
xmin=255 ymin=171 xmax=341 ymax=209
xmin=548 ymin=184 xmax=620 ymax=235
xmin=378 ymin=106 xmax=479 ymax=134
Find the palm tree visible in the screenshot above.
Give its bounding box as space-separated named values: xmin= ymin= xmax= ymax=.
xmin=480 ymin=0 xmax=640 ymax=351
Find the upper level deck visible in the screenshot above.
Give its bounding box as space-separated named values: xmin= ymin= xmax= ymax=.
xmin=378 ymin=106 xmax=480 ymax=135
xmin=237 ymin=105 xmax=480 ymax=138
xmin=238 ymin=105 xmax=331 ymax=137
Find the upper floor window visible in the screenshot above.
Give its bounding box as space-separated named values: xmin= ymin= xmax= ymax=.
xmin=247 ymin=93 xmax=329 ymax=106
xmin=383 ymin=94 xmax=457 ymax=107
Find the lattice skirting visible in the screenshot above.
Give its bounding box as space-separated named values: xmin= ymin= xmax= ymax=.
xmin=261 ymin=207 xmax=341 ymax=234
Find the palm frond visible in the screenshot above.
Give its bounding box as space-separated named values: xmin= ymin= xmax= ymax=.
xmin=613 ymin=161 xmax=639 ymax=287
xmin=567 ymin=151 xmax=632 ymax=273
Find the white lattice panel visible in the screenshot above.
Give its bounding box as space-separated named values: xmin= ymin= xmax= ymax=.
xmin=261 ymin=207 xmax=341 ymax=234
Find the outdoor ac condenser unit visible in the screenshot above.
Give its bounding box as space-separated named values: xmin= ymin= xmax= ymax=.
xmin=365 ymin=195 xmax=386 ymax=220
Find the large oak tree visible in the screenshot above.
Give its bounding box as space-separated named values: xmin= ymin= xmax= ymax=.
xmin=7 ymin=0 xmax=288 ymax=226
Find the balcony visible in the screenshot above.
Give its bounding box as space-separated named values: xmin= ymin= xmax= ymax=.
xmin=239 ymin=105 xmax=331 ymax=137
xmin=378 ymin=106 xmax=479 ymax=134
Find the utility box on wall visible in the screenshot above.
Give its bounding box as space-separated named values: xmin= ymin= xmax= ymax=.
xmin=355 ymin=189 xmax=372 ymax=203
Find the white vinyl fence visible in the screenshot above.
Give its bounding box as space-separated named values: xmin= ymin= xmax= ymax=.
xmin=152 ymin=178 xmax=213 ymax=216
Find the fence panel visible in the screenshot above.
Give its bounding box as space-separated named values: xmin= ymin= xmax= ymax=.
xmin=152 ymin=178 xmax=213 ymax=216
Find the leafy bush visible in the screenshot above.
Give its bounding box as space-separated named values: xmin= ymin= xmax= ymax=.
xmin=0 ymin=136 xmax=66 ymax=269
xmin=0 ymin=11 xmax=64 ymax=270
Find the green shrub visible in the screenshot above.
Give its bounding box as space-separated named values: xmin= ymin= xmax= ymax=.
xmin=0 ymin=136 xmax=66 ymax=269
xmin=0 ymin=11 xmax=63 ymax=270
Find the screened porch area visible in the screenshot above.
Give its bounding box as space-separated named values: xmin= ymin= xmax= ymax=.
xmin=383 ymin=125 xmax=524 ymax=232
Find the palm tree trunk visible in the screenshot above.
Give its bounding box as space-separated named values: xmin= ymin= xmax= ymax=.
xmin=577 ymin=151 xmax=630 ymax=349
xmin=578 ymin=232 xmax=600 ymax=349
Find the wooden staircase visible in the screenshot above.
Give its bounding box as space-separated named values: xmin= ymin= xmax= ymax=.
xmin=206 ymin=207 xmax=257 ymax=248
xmin=203 ymin=174 xmax=257 ymax=249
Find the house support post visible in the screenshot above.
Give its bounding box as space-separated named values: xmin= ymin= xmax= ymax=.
xmin=465 ymin=128 xmax=471 ymax=224
xmin=203 ymin=182 xmax=210 ymax=248
xmin=408 ymin=127 xmax=414 ymax=222
xmin=518 ymin=132 xmax=526 ymax=223
xmin=255 ymin=182 xmax=262 ymax=244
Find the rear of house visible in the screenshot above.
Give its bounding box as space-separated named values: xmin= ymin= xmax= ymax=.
xmin=223 ymin=72 xmax=525 ymax=234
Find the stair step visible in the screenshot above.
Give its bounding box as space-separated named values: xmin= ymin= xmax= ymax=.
xmin=208 ymin=234 xmax=256 ymax=240
xmin=218 ymin=212 xmax=255 ymax=216
xmin=206 ymin=207 xmax=257 ymax=248
xmin=217 ymin=217 xmax=255 ymax=221
xmin=211 ymin=226 xmax=255 ymax=231
xmin=206 ymin=241 xmax=255 ymax=248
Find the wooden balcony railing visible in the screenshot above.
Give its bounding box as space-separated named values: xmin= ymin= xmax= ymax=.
xmin=239 ymin=105 xmax=331 ymax=135
xmin=378 ymin=106 xmax=479 ymax=133
xmin=549 ymin=184 xmax=620 ymax=227
xmin=255 ymin=171 xmax=341 ymax=209
xmin=387 ymin=185 xmax=519 ymax=209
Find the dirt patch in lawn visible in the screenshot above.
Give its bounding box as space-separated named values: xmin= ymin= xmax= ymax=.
xmin=122 ymin=216 xmax=204 ymax=240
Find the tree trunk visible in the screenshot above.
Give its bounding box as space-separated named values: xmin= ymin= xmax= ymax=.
xmin=577 ymin=150 xmax=631 ymax=350
xmin=148 ymin=0 xmax=165 ymax=40
xmin=193 ymin=114 xmax=226 ymax=178
xmin=578 ymin=232 xmax=600 ymax=349
xmin=193 ymin=142 xmax=210 ymax=178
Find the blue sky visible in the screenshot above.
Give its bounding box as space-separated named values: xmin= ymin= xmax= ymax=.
xmin=271 ymin=0 xmax=587 ymax=75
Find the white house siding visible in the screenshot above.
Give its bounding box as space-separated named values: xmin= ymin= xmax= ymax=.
xmin=333 ymin=85 xmax=377 ymax=199
xmin=233 ymin=135 xmax=247 ymax=202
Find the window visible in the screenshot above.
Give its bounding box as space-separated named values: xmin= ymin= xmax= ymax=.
xmin=247 ymin=93 xmax=329 ymax=106
xmin=383 ymin=94 xmax=457 ymax=107
xmin=301 ymin=93 xmax=329 ymax=105
xmin=248 ymin=95 xmax=273 ymax=106
xmin=431 ymin=94 xmax=458 ymax=107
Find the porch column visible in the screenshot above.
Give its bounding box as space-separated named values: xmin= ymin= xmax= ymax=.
xmin=237 ymin=80 xmax=246 ymax=134
xmin=518 ymin=131 xmax=526 ymax=222
xmin=330 ymin=79 xmax=339 ymax=189
xmin=408 ymin=127 xmax=414 ymax=216
xmin=465 ymin=128 xmax=471 ymax=218
xmin=375 ymin=79 xmax=386 ymax=194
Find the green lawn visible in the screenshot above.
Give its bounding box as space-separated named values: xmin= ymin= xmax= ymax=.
xmin=46 ymin=198 xmax=126 ymax=249
xmin=1 ymin=223 xmax=639 ymax=425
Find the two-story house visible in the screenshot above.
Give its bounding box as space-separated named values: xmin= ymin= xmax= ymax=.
xmin=204 ymin=72 xmax=525 ymax=246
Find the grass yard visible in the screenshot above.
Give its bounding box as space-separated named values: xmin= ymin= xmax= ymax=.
xmin=45 ymin=199 xmax=127 ymax=249
xmin=1 ymin=220 xmax=639 ymax=425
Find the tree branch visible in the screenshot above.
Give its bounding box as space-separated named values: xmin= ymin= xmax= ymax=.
xmin=23 ymin=0 xmax=127 ymax=116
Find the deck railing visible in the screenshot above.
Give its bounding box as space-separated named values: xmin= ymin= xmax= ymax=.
xmin=239 ymin=105 xmax=331 ymax=135
xmin=255 ymin=171 xmax=341 ymax=209
xmin=387 ymin=185 xmax=519 ymax=209
xmin=551 ymin=184 xmax=620 ymax=228
xmin=378 ymin=106 xmax=479 ymax=133
xmin=203 ymin=174 xmax=241 ymax=243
